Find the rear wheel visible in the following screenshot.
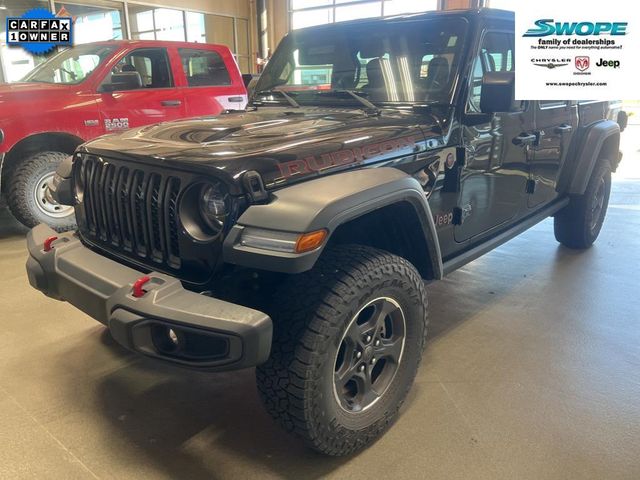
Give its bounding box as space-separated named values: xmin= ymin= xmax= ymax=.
xmin=6 ymin=151 xmax=76 ymax=231
xmin=554 ymin=161 xmax=611 ymax=249
xmin=256 ymin=245 xmax=428 ymax=455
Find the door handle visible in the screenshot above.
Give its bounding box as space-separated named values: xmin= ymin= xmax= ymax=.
xmin=513 ymin=133 xmax=537 ymax=146
xmin=161 ymin=100 xmax=182 ymax=107
xmin=227 ymin=96 xmax=244 ymax=102
xmin=555 ymin=124 xmax=573 ymax=134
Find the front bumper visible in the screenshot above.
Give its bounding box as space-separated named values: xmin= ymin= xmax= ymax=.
xmin=26 ymin=224 xmax=272 ymax=371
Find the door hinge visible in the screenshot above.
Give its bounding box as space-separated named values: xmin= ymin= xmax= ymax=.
xmin=242 ymin=170 xmax=268 ymax=203
xmin=452 ymin=204 xmax=472 ymax=225
xmin=526 ymin=179 xmax=536 ymax=194
xmin=443 ymin=147 xmax=466 ymax=193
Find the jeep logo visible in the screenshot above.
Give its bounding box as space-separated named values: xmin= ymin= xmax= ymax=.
xmin=595 ymin=58 xmax=621 ymax=68
xmin=523 ymin=19 xmax=628 ymax=37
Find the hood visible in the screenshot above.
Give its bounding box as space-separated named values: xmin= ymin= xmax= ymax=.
xmin=0 ymin=83 xmax=71 ymax=122
xmin=0 ymin=82 xmax=70 ymax=104
xmin=82 ymin=107 xmax=440 ymax=188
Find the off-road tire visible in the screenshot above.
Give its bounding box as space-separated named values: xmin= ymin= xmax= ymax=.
xmin=554 ymin=161 xmax=611 ymax=249
xmin=6 ymin=151 xmax=76 ymax=231
xmin=256 ymin=245 xmax=428 ymax=455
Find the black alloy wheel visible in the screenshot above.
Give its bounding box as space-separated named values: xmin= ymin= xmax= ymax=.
xmin=334 ymin=297 xmax=406 ymax=413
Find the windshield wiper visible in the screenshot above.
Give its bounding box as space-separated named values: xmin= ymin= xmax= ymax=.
xmin=255 ymin=89 xmax=300 ymax=108
xmin=411 ymin=102 xmax=452 ymax=134
xmin=315 ymin=89 xmax=381 ymax=116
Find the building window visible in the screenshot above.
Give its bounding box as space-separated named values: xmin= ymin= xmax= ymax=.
xmin=235 ymin=18 xmax=251 ymax=74
xmin=54 ymin=1 xmax=124 ymax=44
xmin=128 ymin=6 xmax=186 ymax=41
xmin=487 ymin=0 xmax=514 ymax=11
xmin=0 ymin=0 xmax=51 ymax=82
xmin=290 ymin=0 xmax=439 ymax=30
xmin=0 ymin=1 xmax=253 ymax=82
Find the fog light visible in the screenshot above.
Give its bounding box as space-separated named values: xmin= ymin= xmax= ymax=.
xmin=151 ymin=324 xmax=182 ymax=354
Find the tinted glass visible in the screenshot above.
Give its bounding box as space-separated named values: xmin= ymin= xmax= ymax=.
xmin=22 ymin=44 xmax=116 ymax=84
xmin=179 ymin=48 xmax=232 ymax=87
xmin=255 ymin=19 xmax=467 ymax=105
xmin=103 ymin=48 xmax=173 ymax=89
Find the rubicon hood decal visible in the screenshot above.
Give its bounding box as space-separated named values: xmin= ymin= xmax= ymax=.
xmin=279 ymin=134 xmax=418 ymax=179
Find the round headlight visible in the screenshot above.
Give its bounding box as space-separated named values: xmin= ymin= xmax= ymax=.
xmin=199 ymin=183 xmax=229 ymax=233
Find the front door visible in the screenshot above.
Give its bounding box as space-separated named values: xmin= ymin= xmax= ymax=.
xmin=527 ymin=101 xmax=577 ymax=208
xmin=97 ymin=47 xmax=186 ymax=134
xmin=455 ymin=31 xmax=531 ymax=244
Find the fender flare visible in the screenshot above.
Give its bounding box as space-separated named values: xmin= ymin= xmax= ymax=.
xmin=566 ymin=120 xmax=620 ymax=195
xmin=0 ymin=131 xmax=84 ymax=196
xmin=223 ymin=167 xmax=443 ymax=279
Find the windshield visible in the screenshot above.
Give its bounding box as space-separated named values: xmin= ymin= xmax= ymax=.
xmin=255 ymin=18 xmax=467 ymax=106
xmin=22 ymin=44 xmax=117 ymax=85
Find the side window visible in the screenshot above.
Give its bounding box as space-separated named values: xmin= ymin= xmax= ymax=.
xmin=54 ymin=53 xmax=101 ymax=83
xmin=178 ymin=48 xmax=232 ymax=87
xmin=468 ymin=32 xmax=514 ymax=112
xmin=102 ymin=48 xmax=172 ymax=90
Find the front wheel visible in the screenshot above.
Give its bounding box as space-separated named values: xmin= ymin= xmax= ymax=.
xmin=256 ymin=245 xmax=428 ymax=455
xmin=6 ymin=151 xmax=76 ymax=231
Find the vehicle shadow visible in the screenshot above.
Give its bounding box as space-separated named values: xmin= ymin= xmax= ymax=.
xmin=90 ymin=330 xmax=348 ymax=480
xmin=0 ymin=204 xmax=28 ymax=239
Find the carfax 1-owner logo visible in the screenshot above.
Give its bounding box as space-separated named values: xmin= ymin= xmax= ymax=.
xmin=515 ymin=0 xmax=639 ymax=100
xmin=6 ymin=8 xmax=72 ymax=55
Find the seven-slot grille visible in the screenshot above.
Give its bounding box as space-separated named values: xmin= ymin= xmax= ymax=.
xmin=76 ymin=154 xmax=182 ymax=270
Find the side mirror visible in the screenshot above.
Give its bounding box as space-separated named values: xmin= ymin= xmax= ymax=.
xmin=49 ymin=155 xmax=74 ymax=206
xmin=245 ymin=75 xmax=260 ymax=99
xmin=480 ymin=71 xmax=515 ymax=114
xmin=617 ymin=110 xmax=628 ymax=132
xmin=101 ymin=72 xmax=142 ymax=92
xmin=242 ymin=73 xmax=257 ymax=88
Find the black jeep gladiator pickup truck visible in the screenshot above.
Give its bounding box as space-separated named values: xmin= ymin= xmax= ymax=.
xmin=25 ymin=9 xmax=626 ymax=455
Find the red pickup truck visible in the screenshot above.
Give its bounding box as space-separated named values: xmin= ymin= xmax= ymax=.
xmin=0 ymin=40 xmax=247 ymax=230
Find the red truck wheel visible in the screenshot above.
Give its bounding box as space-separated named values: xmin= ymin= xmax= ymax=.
xmin=6 ymin=151 xmax=76 ymax=232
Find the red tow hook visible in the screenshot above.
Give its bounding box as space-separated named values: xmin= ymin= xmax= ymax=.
xmin=132 ymin=276 xmax=152 ymax=298
xmin=43 ymin=236 xmax=58 ymax=252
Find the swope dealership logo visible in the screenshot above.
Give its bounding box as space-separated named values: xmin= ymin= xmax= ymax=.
xmin=523 ymin=19 xmax=628 ymax=37
xmin=531 ymin=57 xmax=571 ymax=69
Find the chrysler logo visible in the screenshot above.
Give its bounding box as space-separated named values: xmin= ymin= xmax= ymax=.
xmin=531 ymin=58 xmax=570 ymax=69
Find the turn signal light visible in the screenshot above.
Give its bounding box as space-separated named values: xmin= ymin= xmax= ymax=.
xmin=295 ymin=229 xmax=328 ymax=253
